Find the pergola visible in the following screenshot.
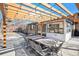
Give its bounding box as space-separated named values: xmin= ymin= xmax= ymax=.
xmin=0 ymin=3 xmax=79 ymax=48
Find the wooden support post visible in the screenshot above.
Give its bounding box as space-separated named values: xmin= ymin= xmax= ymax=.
xmin=0 ymin=3 xmax=7 ymax=48
xmin=40 ymin=22 xmax=43 ymax=36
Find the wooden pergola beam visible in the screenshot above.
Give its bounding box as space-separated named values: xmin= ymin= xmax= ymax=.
xmin=40 ymin=3 xmax=67 ymax=17
xmin=7 ymin=4 xmax=50 ymax=16
xmin=6 ymin=4 xmax=52 ymax=19
xmin=6 ymin=8 xmax=29 ymax=14
xmin=56 ymin=3 xmax=73 ymax=15
xmin=8 ymin=4 xmax=58 ymax=21
xmin=6 ymin=4 xmax=29 ymax=14
xmin=75 ymin=3 xmax=79 ymax=9
xmin=6 ymin=4 xmax=61 ymax=22
xmin=36 ymin=7 xmax=59 ymax=18
xmin=23 ymin=3 xmax=59 ymax=18
xmin=0 ymin=3 xmax=7 ymax=48
xmin=6 ymin=9 xmax=51 ymax=22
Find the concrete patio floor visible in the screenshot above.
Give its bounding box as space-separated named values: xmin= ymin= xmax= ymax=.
xmin=0 ymin=32 xmax=79 ymax=56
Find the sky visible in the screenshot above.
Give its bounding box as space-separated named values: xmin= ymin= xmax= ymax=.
xmin=0 ymin=10 xmax=2 ymax=21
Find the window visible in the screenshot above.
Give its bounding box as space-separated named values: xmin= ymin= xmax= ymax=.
xmin=48 ymin=22 xmax=64 ymax=34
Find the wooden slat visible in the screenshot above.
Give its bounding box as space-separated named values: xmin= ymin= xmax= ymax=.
xmin=6 ymin=4 xmax=56 ymax=22
xmin=6 ymin=4 xmax=30 ymax=20
xmin=36 ymin=7 xmax=60 ymax=18
xmin=21 ymin=6 xmax=35 ymax=12
xmin=22 ymin=3 xmax=55 ymax=17
xmin=23 ymin=3 xmax=59 ymax=18
xmin=18 ymin=4 xmax=53 ymax=17
xmin=56 ymin=3 xmax=73 ymax=15
xmin=6 ymin=6 xmax=29 ymax=14
xmin=6 ymin=3 xmax=21 ymax=7
xmin=7 ymin=4 xmax=48 ymax=16
xmin=75 ymin=3 xmax=79 ymax=9
xmin=8 ymin=5 xmax=53 ymax=20
xmin=40 ymin=3 xmax=67 ymax=17
xmin=6 ymin=9 xmax=28 ymax=16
